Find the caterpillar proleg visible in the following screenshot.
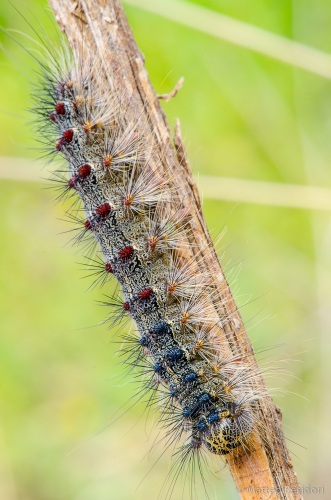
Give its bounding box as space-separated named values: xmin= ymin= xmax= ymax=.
xmin=10 ymin=0 xmax=301 ymax=498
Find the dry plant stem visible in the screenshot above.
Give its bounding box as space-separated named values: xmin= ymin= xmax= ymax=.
xmin=158 ymin=76 xmax=184 ymax=101
xmin=48 ymin=0 xmax=301 ymax=498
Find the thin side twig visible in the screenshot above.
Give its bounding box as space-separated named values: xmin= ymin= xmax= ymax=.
xmin=158 ymin=76 xmax=184 ymax=102
xmin=48 ymin=0 xmax=302 ymax=498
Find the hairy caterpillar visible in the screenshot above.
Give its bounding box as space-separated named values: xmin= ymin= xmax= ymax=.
xmin=42 ymin=47 xmax=257 ymax=447
xmin=11 ymin=2 xmax=293 ymax=498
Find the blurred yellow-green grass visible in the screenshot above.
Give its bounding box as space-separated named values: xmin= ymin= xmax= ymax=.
xmin=1 ymin=0 xmax=331 ymax=498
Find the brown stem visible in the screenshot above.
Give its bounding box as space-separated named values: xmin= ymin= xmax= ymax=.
xmin=157 ymin=76 xmax=185 ymax=102
xmin=48 ymin=0 xmax=301 ymax=497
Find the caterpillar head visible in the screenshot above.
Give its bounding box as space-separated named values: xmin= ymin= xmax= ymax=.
xmin=200 ymin=402 xmax=254 ymax=455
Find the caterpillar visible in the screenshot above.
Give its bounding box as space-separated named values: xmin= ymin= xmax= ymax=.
xmin=19 ymin=3 xmax=283 ymax=498
xmin=42 ymin=49 xmax=256 ymax=446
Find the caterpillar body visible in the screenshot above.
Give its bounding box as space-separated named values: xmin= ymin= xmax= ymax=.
xmin=31 ymin=19 xmax=270 ymax=498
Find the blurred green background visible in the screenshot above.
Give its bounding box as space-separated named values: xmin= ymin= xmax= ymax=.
xmin=1 ymin=0 xmax=331 ymax=498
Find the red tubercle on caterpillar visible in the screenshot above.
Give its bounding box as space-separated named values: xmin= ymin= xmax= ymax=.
xmin=77 ymin=164 xmax=91 ymax=178
xmin=123 ymin=301 xmax=130 ymax=311
xmin=50 ymin=112 xmax=56 ymax=122
xmin=119 ymin=245 xmax=134 ymax=260
xmin=138 ymin=288 xmax=153 ymax=300
xmin=68 ymin=176 xmax=78 ymax=189
xmin=96 ymin=203 xmax=111 ymax=218
xmin=67 ymin=165 xmax=92 ymax=188
xmin=84 ymin=219 xmax=92 ymax=231
xmin=62 ymin=129 xmax=74 ymax=143
xmin=55 ymin=101 xmax=65 ymax=115
xmin=105 ymin=262 xmax=113 ymax=273
xmin=56 ymin=139 xmax=63 ymax=151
